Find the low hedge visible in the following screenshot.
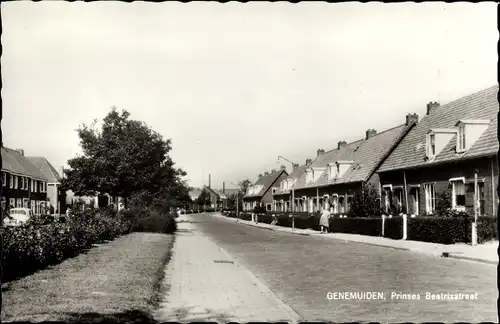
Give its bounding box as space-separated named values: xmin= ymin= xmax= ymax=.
xmin=384 ymin=216 xmax=403 ymax=240
xmin=329 ymin=217 xmax=382 ymax=236
xmin=2 ymin=209 xmax=132 ymax=282
xmin=120 ymin=207 xmax=177 ymax=234
xmin=476 ymin=216 xmax=498 ymax=243
xmin=407 ymin=216 xmax=471 ymax=244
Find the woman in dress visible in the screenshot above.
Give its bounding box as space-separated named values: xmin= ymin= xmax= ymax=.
xmin=319 ymin=207 xmax=330 ymax=234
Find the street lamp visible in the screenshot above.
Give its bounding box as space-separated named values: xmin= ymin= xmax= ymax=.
xmin=278 ymin=156 xmax=296 ymax=231
xmin=229 ymin=182 xmax=240 ymax=221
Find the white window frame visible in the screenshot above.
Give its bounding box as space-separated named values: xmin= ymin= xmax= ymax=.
xmin=14 ymin=176 xmax=18 ymax=189
xmin=23 ymin=198 xmax=29 ymax=208
xmin=2 ymin=173 xmax=6 ymax=187
xmin=9 ymin=175 xmax=13 ymax=189
xmin=411 ymin=187 xmax=420 ymax=215
xmin=9 ymin=198 xmax=15 ymax=209
xmin=450 ymin=177 xmax=466 ymax=211
xmin=424 ymin=183 xmax=436 ymax=214
xmin=457 ymin=124 xmax=466 ymax=153
xmin=16 ymin=198 xmax=22 ymax=208
xmin=427 ymin=133 xmax=436 ymax=158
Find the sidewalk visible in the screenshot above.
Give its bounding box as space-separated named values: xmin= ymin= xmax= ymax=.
xmin=215 ymin=213 xmax=498 ymax=265
xmin=154 ymin=214 xmax=302 ymax=323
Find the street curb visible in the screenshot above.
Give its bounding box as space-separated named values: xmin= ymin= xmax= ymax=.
xmin=214 ymin=214 xmax=497 ymax=265
xmin=195 ymin=225 xmax=303 ymax=323
xmin=441 ymin=252 xmax=498 ymax=265
xmin=217 ymin=214 xmax=311 ymax=236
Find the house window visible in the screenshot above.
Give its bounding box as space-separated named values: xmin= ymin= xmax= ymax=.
xmin=427 ymin=134 xmax=436 ymax=158
xmin=451 ymin=180 xmax=465 ymax=210
xmin=266 ymin=203 xmax=272 ymax=211
xmin=23 ymin=198 xmax=29 ymax=208
xmin=2 ymin=173 xmax=6 ymax=186
xmin=14 ymin=176 xmax=18 ymax=189
xmin=1 ymin=197 xmax=6 ymax=211
xmin=9 ymin=198 xmax=15 ymax=209
xmin=272 ymin=188 xmax=277 ymax=195
xmin=478 ymin=182 xmax=485 ymax=216
xmin=21 ymin=177 xmax=24 ymax=190
xmin=410 ymin=188 xmax=419 ymax=215
xmin=394 ymin=188 xmax=403 ymax=213
xmin=331 ymin=196 xmax=338 ymax=213
xmin=384 ymin=188 xmax=392 ymax=213
xmin=457 ymin=124 xmax=466 ymax=152
xmin=424 ymin=183 xmax=436 ymax=214
xmin=338 ymin=196 xmax=345 ymax=214
xmin=35 ymin=180 xmax=38 ymax=193
xmin=9 ymin=175 xmax=13 ymax=189
xmin=16 ymin=198 xmax=22 ymax=208
xmin=31 ymin=201 xmax=36 ymax=214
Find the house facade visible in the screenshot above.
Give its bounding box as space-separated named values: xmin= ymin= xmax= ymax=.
xmin=272 ymin=163 xmax=307 ymax=212
xmin=243 ymin=166 xmax=288 ymax=211
xmin=1 ymin=146 xmax=49 ymax=215
xmin=377 ymin=85 xmax=499 ymax=216
xmin=290 ymin=114 xmax=417 ymax=215
xmin=27 ymin=156 xmax=67 ymax=215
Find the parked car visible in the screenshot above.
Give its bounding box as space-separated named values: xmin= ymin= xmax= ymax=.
xmin=4 ymin=208 xmax=33 ymax=227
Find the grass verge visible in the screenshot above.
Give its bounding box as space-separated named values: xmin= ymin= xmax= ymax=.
xmin=1 ymin=232 xmax=174 ymax=323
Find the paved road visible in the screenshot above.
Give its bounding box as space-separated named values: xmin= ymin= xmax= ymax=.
xmin=192 ymin=214 xmax=498 ymax=323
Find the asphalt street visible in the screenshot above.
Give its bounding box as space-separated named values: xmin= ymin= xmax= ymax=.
xmin=190 ymin=213 xmax=498 ymax=322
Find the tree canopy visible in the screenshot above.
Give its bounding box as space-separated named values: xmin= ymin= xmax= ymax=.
xmin=62 ymin=107 xmax=191 ymax=209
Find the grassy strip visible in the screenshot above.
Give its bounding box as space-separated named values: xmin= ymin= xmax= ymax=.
xmin=1 ymin=232 xmax=174 ymax=323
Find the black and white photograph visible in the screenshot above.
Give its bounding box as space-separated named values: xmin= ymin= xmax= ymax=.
xmin=0 ymin=2 xmax=498 ymax=323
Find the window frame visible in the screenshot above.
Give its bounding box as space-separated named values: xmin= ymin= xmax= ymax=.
xmin=457 ymin=124 xmax=466 ymax=152
xmin=427 ymin=133 xmax=436 ymax=158
xmin=2 ymin=173 xmax=6 ymax=187
xmin=451 ymin=179 xmax=466 ymax=210
xmin=424 ymin=183 xmax=436 ymax=214
xmin=9 ymin=175 xmax=13 ymax=189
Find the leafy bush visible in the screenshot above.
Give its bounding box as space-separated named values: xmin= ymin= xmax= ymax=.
xmin=477 ymin=216 xmax=498 ymax=243
xmin=383 ymin=216 xmax=403 ymax=239
xmin=329 ymin=217 xmax=382 ymax=236
xmin=407 ymin=216 xmax=471 ymax=244
xmin=120 ymin=207 xmax=177 ymax=234
xmin=348 ymin=184 xmax=384 ymax=217
xmin=435 ymin=190 xmax=452 ymax=216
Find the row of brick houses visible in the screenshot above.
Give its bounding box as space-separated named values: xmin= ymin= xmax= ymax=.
xmin=243 ymin=84 xmax=498 ymax=217
xmin=1 ymin=145 xmax=66 ymax=215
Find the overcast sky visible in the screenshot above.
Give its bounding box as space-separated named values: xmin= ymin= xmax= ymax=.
xmin=1 ymin=2 xmax=497 ymax=189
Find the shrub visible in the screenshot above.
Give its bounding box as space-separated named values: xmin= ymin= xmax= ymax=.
xmin=383 ymin=216 xmax=403 ymax=239
xmin=329 ymin=217 xmax=382 ymax=236
xmin=348 ymin=184 xmax=384 ymax=217
xmin=121 ymin=207 xmax=177 ymax=234
xmin=407 ymin=216 xmax=471 ymax=244
xmin=477 ymin=216 xmax=498 ymax=243
xmin=2 ymin=209 xmax=132 ymax=283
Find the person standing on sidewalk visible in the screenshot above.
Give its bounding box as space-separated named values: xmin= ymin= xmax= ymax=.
xmin=319 ymin=207 xmax=330 ymax=234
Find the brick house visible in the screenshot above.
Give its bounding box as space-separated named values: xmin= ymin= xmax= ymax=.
xmin=27 ymin=156 xmax=67 ymax=215
xmin=1 ymin=146 xmax=49 ymax=215
xmin=272 ymin=163 xmax=307 ymax=212
xmin=243 ymin=166 xmax=288 ymax=211
xmin=291 ymin=114 xmax=417 ymax=214
xmin=377 ymin=85 xmax=499 ymax=216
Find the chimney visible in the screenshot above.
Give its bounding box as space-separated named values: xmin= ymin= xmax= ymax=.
xmin=223 ymin=182 xmax=225 ymax=194
xmin=271 ymin=169 xmax=277 ymax=174
xmin=209 ymin=174 xmax=211 ymax=188
xmin=405 ymin=113 xmax=419 ymax=126
xmin=258 ymin=174 xmax=263 ymax=178
xmin=264 ymin=171 xmax=270 ymax=176
xmin=293 ymin=163 xmax=299 ymax=170
xmin=306 ymin=158 xmax=312 ymax=165
xmin=317 ymin=149 xmax=325 ymax=156
xmin=280 ymin=165 xmax=287 ymax=171
xmin=365 ymin=129 xmax=377 ymax=140
xmin=16 ymin=149 xmax=24 ymax=156
xmin=338 ymin=141 xmax=347 ymax=150
xmin=426 ymin=101 xmax=440 ymax=115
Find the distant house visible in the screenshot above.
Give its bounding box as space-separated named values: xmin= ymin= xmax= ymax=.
xmin=1 ymin=146 xmax=49 ymax=215
xmin=291 ymin=112 xmax=417 ymax=214
xmin=377 ymin=85 xmax=499 ymax=216
xmin=243 ymin=166 xmax=289 ymax=211
xmin=27 ymin=156 xmax=67 ymax=215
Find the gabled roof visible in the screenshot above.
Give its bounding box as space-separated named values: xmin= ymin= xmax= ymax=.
xmin=26 ymin=156 xmax=62 ymax=183
xmin=294 ymin=123 xmax=412 ymax=189
xmin=273 ymin=164 xmax=308 ymax=196
xmin=1 ymin=147 xmax=48 ymax=181
xmin=244 ymin=170 xmax=288 ymax=198
xmin=378 ymin=85 xmax=499 ymax=172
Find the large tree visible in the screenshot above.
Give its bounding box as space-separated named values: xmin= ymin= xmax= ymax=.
xmin=62 ymin=107 xmax=190 ymax=209
xmin=238 ymin=179 xmax=252 ymax=196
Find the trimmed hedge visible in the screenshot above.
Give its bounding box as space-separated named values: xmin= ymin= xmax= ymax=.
xmin=121 ymin=207 xmax=177 ymax=234
xmin=407 ymin=216 xmax=471 ymax=244
xmin=384 ymin=216 xmax=403 ymax=240
xmin=2 ymin=209 xmax=132 ymax=282
xmin=329 ymin=217 xmax=382 ymax=236
xmin=476 ymin=216 xmax=498 ymax=243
